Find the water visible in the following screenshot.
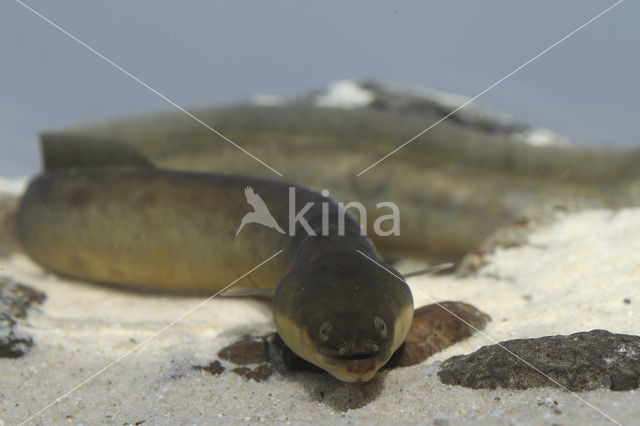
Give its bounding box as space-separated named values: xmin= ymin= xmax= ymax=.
xmin=1 ymin=0 xmax=638 ymax=177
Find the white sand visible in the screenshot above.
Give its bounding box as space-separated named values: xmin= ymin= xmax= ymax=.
xmin=1 ymin=208 xmax=639 ymax=425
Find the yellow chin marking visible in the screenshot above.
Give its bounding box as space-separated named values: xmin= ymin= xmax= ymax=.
xmin=321 ymin=356 xmax=390 ymax=382
xmin=393 ymin=302 xmax=415 ymax=352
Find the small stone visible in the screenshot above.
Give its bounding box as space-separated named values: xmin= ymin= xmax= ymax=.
xmin=623 ymin=298 xmax=631 ymax=304
xmin=192 ymin=360 xmax=225 ymax=376
xmin=0 ymin=279 xmax=45 ymax=358
xmin=0 ymin=313 xmax=33 ymax=357
xmin=438 ymin=330 xmax=640 ymax=391
xmin=231 ymin=364 xmax=273 ymax=382
xmin=218 ymin=336 xmax=269 ymax=365
xmin=0 ymin=278 xmax=46 ymax=319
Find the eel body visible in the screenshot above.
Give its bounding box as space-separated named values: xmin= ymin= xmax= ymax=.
xmin=48 ymin=102 xmax=640 ymax=260
xmin=17 ymin=140 xmax=413 ymax=382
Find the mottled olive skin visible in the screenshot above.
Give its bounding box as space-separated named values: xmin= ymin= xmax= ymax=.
xmin=18 ymin=170 xmax=297 ymax=293
xmin=18 ymin=167 xmax=413 ymax=381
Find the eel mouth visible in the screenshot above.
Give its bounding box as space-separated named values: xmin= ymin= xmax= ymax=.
xmin=317 ymin=344 xmax=384 ymax=360
xmin=333 ymin=353 xmax=376 ymax=361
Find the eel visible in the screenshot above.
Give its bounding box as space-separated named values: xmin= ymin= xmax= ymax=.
xmin=47 ymin=102 xmax=640 ymax=261
xmin=17 ymin=138 xmax=413 ymax=382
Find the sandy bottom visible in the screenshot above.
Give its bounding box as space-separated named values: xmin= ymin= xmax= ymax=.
xmin=1 ymin=208 xmax=639 ymax=425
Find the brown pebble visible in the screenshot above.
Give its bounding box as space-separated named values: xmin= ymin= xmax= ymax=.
xmin=511 ymin=217 xmax=529 ymax=228
xmin=231 ymin=363 xmax=273 ymax=382
xmin=192 ymin=360 xmax=225 ymax=376
xmin=218 ymin=336 xmax=269 ymax=365
xmin=389 ymin=301 xmax=491 ymax=368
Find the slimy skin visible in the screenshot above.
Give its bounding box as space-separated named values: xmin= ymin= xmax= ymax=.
xmin=18 ymin=171 xmax=297 ymax=293
xmin=17 ymin=144 xmax=413 ymax=382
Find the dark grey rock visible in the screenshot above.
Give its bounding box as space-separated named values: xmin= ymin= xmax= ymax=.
xmin=0 ymin=313 xmax=33 ymax=357
xmin=0 ymin=277 xmax=46 ymax=318
xmin=0 ymin=277 xmax=46 ymax=357
xmin=0 ymin=194 xmax=20 ymax=258
xmin=438 ymin=330 xmax=640 ymax=391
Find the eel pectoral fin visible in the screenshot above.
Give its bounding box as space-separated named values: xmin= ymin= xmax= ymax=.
xmin=40 ymin=133 xmax=155 ymax=171
xmin=218 ymin=287 xmax=276 ymax=298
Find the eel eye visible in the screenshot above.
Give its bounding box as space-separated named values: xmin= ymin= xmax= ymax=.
xmin=374 ymin=316 xmax=387 ymax=337
xmin=319 ymin=321 xmax=333 ymax=342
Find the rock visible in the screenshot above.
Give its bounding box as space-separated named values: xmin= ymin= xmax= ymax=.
xmin=217 ymin=336 xmax=269 ymax=365
xmin=387 ymin=302 xmax=491 ymax=368
xmin=438 ymin=330 xmax=640 ymax=391
xmin=0 ymin=313 xmax=33 ymax=358
xmin=231 ymin=364 xmax=273 ymax=382
xmin=194 ymin=337 xmax=275 ymax=381
xmin=192 ymin=360 xmax=225 ymax=376
xmin=0 ymin=278 xmax=46 ymax=318
xmin=0 ymin=277 xmax=46 ymax=357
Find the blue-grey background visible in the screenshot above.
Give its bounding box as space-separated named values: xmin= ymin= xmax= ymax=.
xmin=1 ymin=1 xmax=637 ymax=177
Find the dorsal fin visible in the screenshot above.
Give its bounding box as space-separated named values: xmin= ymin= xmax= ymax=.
xmin=40 ymin=133 xmax=155 ymax=171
